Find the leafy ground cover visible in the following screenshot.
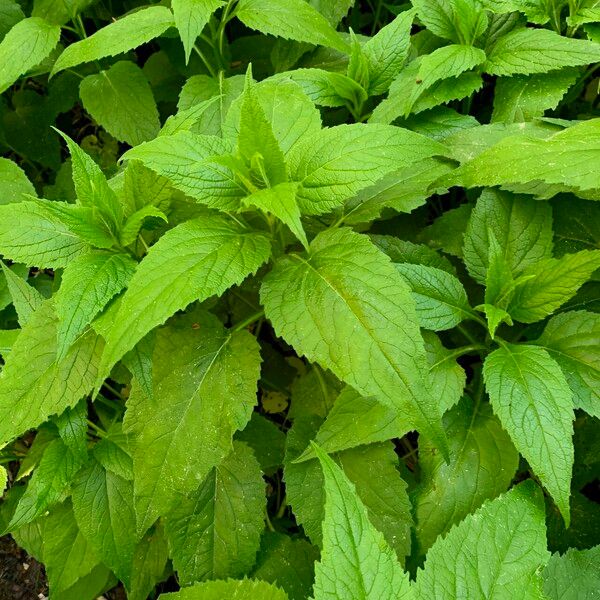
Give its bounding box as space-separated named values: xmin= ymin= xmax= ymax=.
xmin=0 ymin=0 xmax=599 ymax=598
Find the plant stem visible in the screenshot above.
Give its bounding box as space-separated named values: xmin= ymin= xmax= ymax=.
xmin=193 ymin=44 xmax=218 ymax=78
xmin=232 ymin=310 xmax=265 ymax=332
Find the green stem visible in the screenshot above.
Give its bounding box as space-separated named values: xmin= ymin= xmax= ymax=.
xmin=456 ymin=323 xmax=480 ymax=346
xmin=87 ymin=419 xmax=108 ymax=439
xmin=265 ymin=510 xmax=276 ymax=532
xmin=232 ymin=310 xmax=265 ymax=332
xmin=276 ymin=496 xmax=288 ymax=519
xmin=193 ymin=44 xmax=218 ymax=78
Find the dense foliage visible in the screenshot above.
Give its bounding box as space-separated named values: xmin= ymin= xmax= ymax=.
xmin=0 ymin=0 xmax=599 ymax=598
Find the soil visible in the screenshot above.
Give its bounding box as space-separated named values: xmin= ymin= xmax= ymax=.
xmin=0 ymin=535 xmax=46 ymax=600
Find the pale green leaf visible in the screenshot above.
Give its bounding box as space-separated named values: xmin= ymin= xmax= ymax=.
xmin=123 ymin=312 xmax=261 ymax=534
xmin=173 ymin=0 xmax=224 ymax=63
xmin=54 ymin=401 xmax=88 ymax=464
xmin=52 ymin=6 xmax=175 ymax=75
xmin=535 ymin=311 xmax=600 ymax=418
xmin=99 ymin=212 xmax=269 ymax=377
xmin=55 ymin=251 xmax=136 ymax=361
xmin=363 ymin=8 xmax=415 ymax=95
xmin=463 ymin=189 xmax=554 ymax=285
xmin=414 ymin=396 xmax=519 ymax=553
xmin=483 ymin=343 xmax=574 ymax=524
xmin=492 ymin=70 xmax=578 ymax=123
xmin=395 ymin=263 xmax=471 ymax=330
xmin=236 ymin=0 xmax=348 ymax=53
xmin=242 ymin=183 xmax=308 ymax=249
xmin=119 ymin=205 xmax=168 ymax=247
xmin=341 ymin=158 xmax=453 ymax=225
xmin=122 ymin=132 xmax=245 ymax=209
xmin=160 ymin=97 xmax=221 ymax=137
xmin=261 ymin=228 xmax=447 ymax=453
xmin=311 ymin=443 xmax=413 ymax=600
xmin=165 ymin=442 xmax=265 ymax=585
xmin=55 ymin=130 xmax=123 ymax=229
xmin=0 ymin=200 xmax=97 ymax=268
xmin=287 ymin=123 xmax=448 ymax=214
xmin=508 ymin=250 xmax=600 ymax=323
xmin=485 ymin=28 xmax=600 ymax=75
xmin=0 ymin=300 xmax=103 ymax=447
xmin=542 ymin=545 xmax=600 ymax=600
xmin=7 ymin=439 xmax=82 ymax=531
xmin=159 ymin=578 xmax=288 ymax=600
xmin=0 ymin=260 xmax=43 ymax=325
xmin=72 ymin=457 xmax=137 ymax=587
xmin=0 ymin=157 xmax=35 ymax=204
xmin=80 ymin=61 xmax=160 ymax=146
xmin=415 ymin=481 xmax=550 ymax=599
xmin=0 ymin=17 xmax=60 ymax=94
xmin=446 ymin=119 xmax=600 ymax=192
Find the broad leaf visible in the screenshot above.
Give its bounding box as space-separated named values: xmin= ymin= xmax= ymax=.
xmin=414 ymin=396 xmax=519 ymax=553
xmin=0 ymin=260 xmax=43 ymax=325
xmin=0 ymin=157 xmax=35 ymax=204
xmin=0 ymin=17 xmax=60 ymax=94
xmin=159 ymin=579 xmax=288 ymax=600
xmin=80 ymin=61 xmax=160 ymax=146
xmin=261 ymin=228 xmax=447 ymax=453
xmin=235 ymin=0 xmax=348 ymax=53
xmin=123 ymin=312 xmax=262 ymax=534
xmin=71 ymin=457 xmax=137 ymax=587
xmin=0 ymin=300 xmax=102 ymax=447
xmin=165 ymin=442 xmax=265 ymax=585
xmin=287 ymin=123 xmax=447 ymax=214
xmin=52 ymin=6 xmax=175 ymax=74
xmin=485 ymin=28 xmax=600 ymax=75
xmin=542 ymin=545 xmax=600 ymax=600
xmin=56 ymin=251 xmax=135 ymax=360
xmin=311 ymin=443 xmax=413 ymax=600
xmin=99 ymin=212 xmax=270 ymax=377
xmin=483 ymin=343 xmax=574 ymax=523
xmin=415 ymin=481 xmax=550 ymax=599
xmin=535 ymin=311 xmax=600 ymax=418
xmin=173 ymin=0 xmax=223 ymax=63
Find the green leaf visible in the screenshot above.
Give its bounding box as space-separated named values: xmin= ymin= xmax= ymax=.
xmin=123 ymin=312 xmax=262 ymax=534
xmin=492 ymin=70 xmax=578 ymax=123
xmin=13 ymin=501 xmax=105 ymax=596
xmin=242 ymin=183 xmax=308 ymax=249
xmin=414 ymin=396 xmax=519 ymax=553
xmin=128 ymin=524 xmax=169 ymax=600
xmin=237 ymin=71 xmax=287 ymax=186
xmin=52 ymin=6 xmax=175 ymax=75
xmin=55 ymin=130 xmax=123 ymax=230
xmin=535 ymin=311 xmax=600 ymax=418
xmin=160 ymin=97 xmax=221 ymax=137
xmin=119 ymin=205 xmax=168 ymax=247
xmin=0 ymin=260 xmax=43 ymax=326
xmin=289 ymin=365 xmax=342 ymax=420
xmin=122 ymin=132 xmax=245 ymax=209
xmin=371 ymin=60 xmax=484 ymax=123
xmin=508 ymin=250 xmax=600 ymax=323
xmin=342 ymin=158 xmax=453 ymax=225
xmin=235 ymin=0 xmax=348 ymax=53
xmin=311 ymin=443 xmax=413 ymax=600
xmin=395 ymin=263 xmax=471 ymax=331
xmin=55 ymin=251 xmax=136 ymax=361
xmin=446 ymin=119 xmax=600 ymax=192
xmin=294 ymin=387 xmax=409 ymax=461
xmin=287 ymin=123 xmax=447 ymax=214
xmin=0 ymin=17 xmax=60 ymax=94
xmin=463 ymin=189 xmax=554 ymax=285
xmin=261 ymin=228 xmax=447 ymax=454
xmin=483 ymin=343 xmax=574 ymax=524
xmin=54 ymin=401 xmax=88 ymax=464
xmin=165 ymin=442 xmax=265 ymax=585
xmin=414 ymin=481 xmax=550 ymax=598
xmin=0 ymin=0 xmax=24 ymax=40
xmin=0 ymin=199 xmax=98 ymax=268
xmin=7 ymin=439 xmax=82 ymax=531
xmin=363 ymin=8 xmax=415 ymax=95
xmin=0 ymin=300 xmax=103 ymax=447
xmin=236 ymin=413 xmax=286 ymax=474
xmin=252 ymin=532 xmax=318 ymax=600
xmin=173 ymin=0 xmax=224 ymax=63
xmin=31 ymin=0 xmax=94 ymax=26
xmin=542 ymin=545 xmax=600 ymax=600
xmin=159 ymin=579 xmax=288 ymax=600
xmin=371 ymin=236 xmax=456 ymax=275
xmin=99 ymin=213 xmax=270 ymax=378
xmin=485 ymin=28 xmax=600 ymax=75
xmin=71 ymin=457 xmax=137 ymax=587
xmin=0 ymin=157 xmax=36 ymax=204
xmin=80 ymin=61 xmax=161 ymax=147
